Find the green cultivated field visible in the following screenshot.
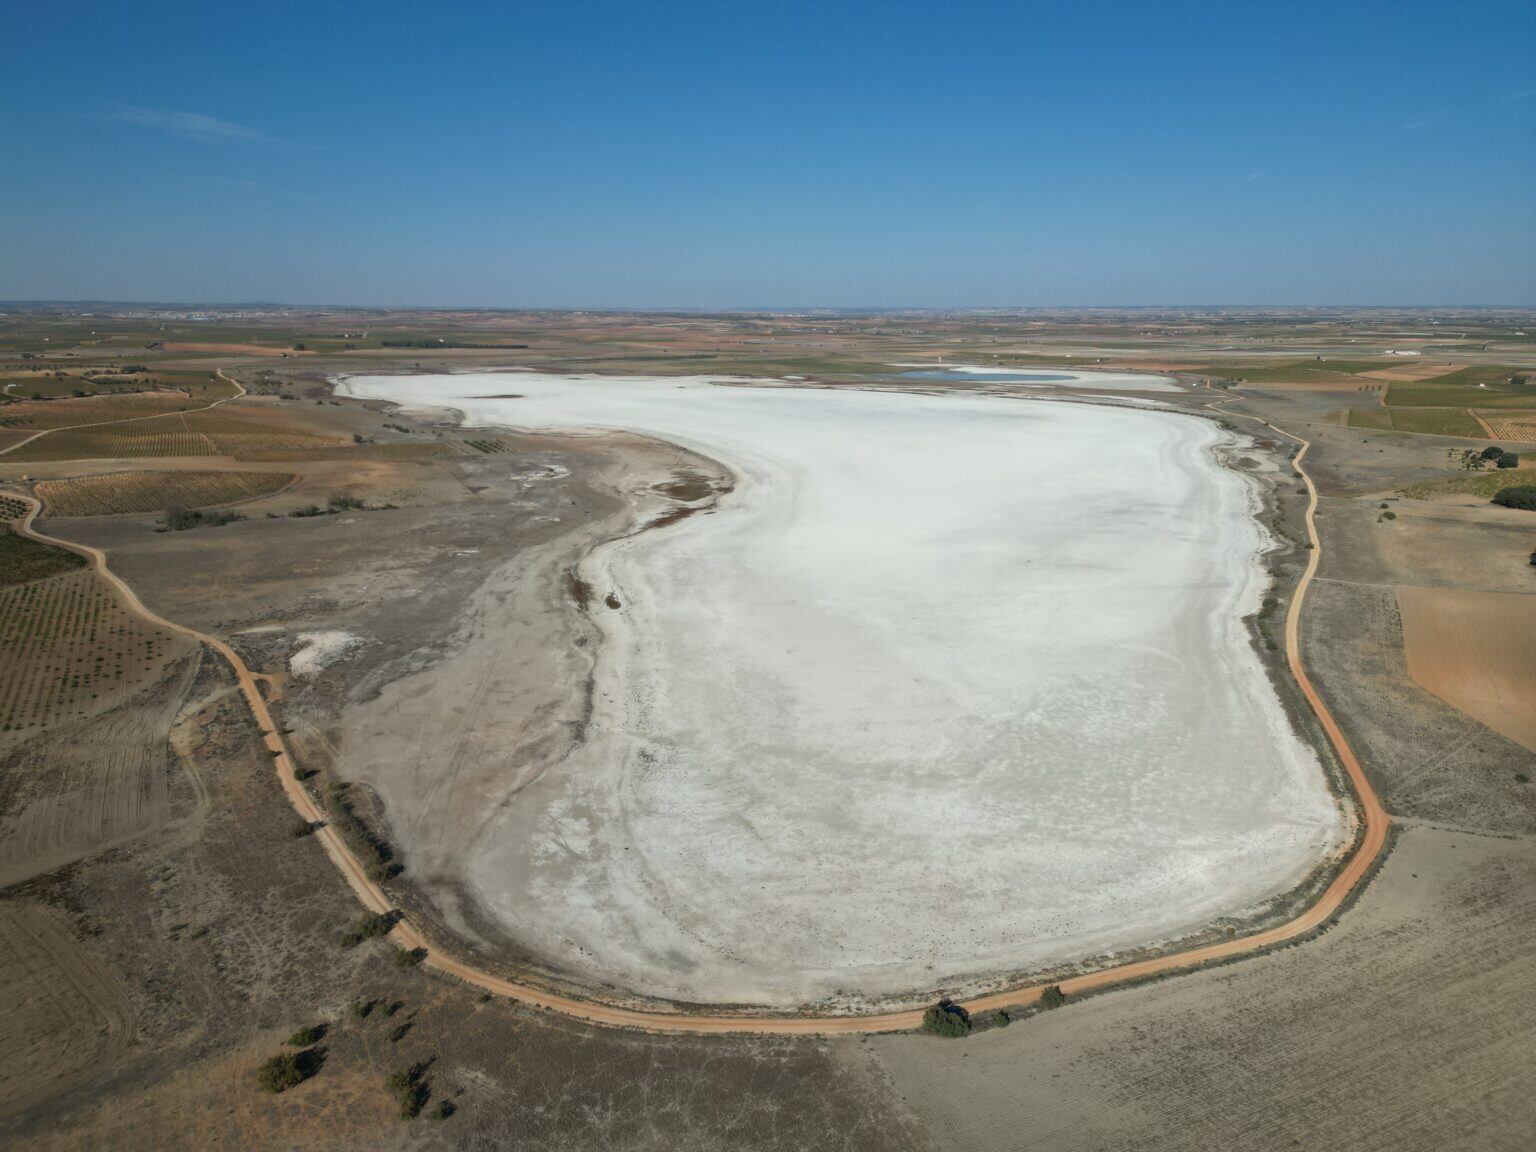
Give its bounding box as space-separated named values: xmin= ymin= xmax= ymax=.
xmin=0 ymin=526 xmax=87 ymax=587
xmin=1386 ymin=366 xmax=1536 ymax=408
xmin=1346 ymin=407 xmax=1485 ymax=437
xmin=1216 ymin=360 xmax=1391 ymax=384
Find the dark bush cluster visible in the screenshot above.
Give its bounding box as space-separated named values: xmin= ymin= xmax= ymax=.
xmin=387 ymin=1061 xmax=433 ymax=1119
xmin=340 ymin=911 xmax=396 ymax=949
xmin=257 ymin=1046 xmax=324 ymax=1093
xmin=326 ymin=782 xmax=402 ymax=882
xmin=286 ymin=1023 xmax=326 ymax=1047
xmin=158 ymin=504 xmax=245 ymax=531
xmin=1492 ymin=485 xmax=1536 ymax=511
xmin=920 ymin=999 xmax=971 ymax=1038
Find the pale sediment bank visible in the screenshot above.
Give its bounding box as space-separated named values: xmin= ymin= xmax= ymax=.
xmin=886 ymin=364 xmax=1184 ymax=390
xmin=338 ymin=371 xmax=1344 ymax=1007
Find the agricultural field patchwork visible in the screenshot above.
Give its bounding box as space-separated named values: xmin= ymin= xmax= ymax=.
xmin=1345 ymin=407 xmax=1486 ymax=437
xmin=36 ymin=470 xmax=297 ymax=517
xmin=1213 ymin=359 xmax=1393 ymax=384
xmin=1385 ymin=366 xmax=1536 ymax=409
xmin=0 ymin=570 xmax=189 ymax=737
xmin=5 ymin=409 xmax=345 ymax=463
xmin=0 ymin=372 xmax=236 ymax=430
xmin=1477 ymin=412 xmax=1536 ymax=442
xmin=228 ymin=440 xmax=460 ymax=462
xmin=4 ymin=416 xmax=217 ymax=461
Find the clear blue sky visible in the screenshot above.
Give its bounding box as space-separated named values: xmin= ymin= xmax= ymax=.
xmin=3 ymin=0 xmax=1533 ymax=307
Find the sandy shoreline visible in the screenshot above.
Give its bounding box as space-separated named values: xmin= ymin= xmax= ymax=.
xmin=338 ymin=371 xmax=1345 ymax=1006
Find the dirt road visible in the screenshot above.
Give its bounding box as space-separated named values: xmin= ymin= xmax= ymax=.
xmin=5 ymin=409 xmax=1389 ymax=1035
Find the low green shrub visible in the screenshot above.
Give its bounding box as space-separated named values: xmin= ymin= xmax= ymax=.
xmin=1492 ymin=486 xmax=1536 ymax=511
xmin=387 ymin=1062 xmax=431 ymax=1119
xmin=257 ymin=1053 xmax=304 ymax=1093
xmin=920 ymin=1000 xmax=971 ymax=1038
xmin=340 ymin=911 xmax=395 ymax=949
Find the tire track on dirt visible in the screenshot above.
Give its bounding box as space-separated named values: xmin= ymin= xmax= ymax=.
xmin=0 ymin=902 xmax=137 ymax=1118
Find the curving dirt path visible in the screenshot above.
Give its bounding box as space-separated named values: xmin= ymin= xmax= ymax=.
xmin=4 ymin=403 xmax=1389 ymax=1035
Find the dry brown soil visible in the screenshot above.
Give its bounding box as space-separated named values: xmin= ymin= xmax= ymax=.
xmin=1397 ymin=586 xmax=1536 ymax=752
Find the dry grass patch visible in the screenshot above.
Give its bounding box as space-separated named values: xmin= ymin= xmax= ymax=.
xmin=1396 ymin=467 xmax=1536 ymax=500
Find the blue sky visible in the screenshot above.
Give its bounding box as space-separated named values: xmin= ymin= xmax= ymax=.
xmin=2 ymin=0 xmax=1533 ymax=307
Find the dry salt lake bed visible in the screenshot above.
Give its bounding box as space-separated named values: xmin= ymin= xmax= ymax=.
xmin=339 ymin=370 xmax=1344 ymax=1007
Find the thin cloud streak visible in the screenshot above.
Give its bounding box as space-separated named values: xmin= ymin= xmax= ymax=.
xmin=104 ymin=105 xmax=319 ymax=148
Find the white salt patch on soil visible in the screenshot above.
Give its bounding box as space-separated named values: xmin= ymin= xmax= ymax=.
xmin=290 ymin=631 xmax=364 ymax=678
xmin=340 ymin=371 xmax=1343 ymax=1006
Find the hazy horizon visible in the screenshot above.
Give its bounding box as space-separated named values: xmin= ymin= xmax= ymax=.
xmin=5 ymin=300 xmax=1535 ymax=314
xmin=4 ymin=0 xmax=1533 ymax=307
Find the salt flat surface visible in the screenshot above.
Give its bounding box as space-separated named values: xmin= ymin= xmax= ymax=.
xmin=341 ymin=371 xmax=1342 ymax=1006
xmin=888 ymin=364 xmax=1183 ymax=390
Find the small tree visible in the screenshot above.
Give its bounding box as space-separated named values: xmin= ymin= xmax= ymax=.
xmin=161 ymin=504 xmax=198 ymax=531
xmin=920 ymin=1000 xmax=971 ymax=1038
xmin=1496 ymin=452 xmax=1519 ymax=469
xmin=387 ymin=1063 xmax=432 ymax=1119
xmin=258 ymin=1052 xmax=305 ymax=1093
xmin=1039 ymin=984 xmax=1067 ymax=1009
xmin=1481 ymin=445 xmax=1505 ymax=461
xmin=339 ymin=910 xmax=394 ymax=948
xmin=1492 ymin=486 xmax=1536 ymax=510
